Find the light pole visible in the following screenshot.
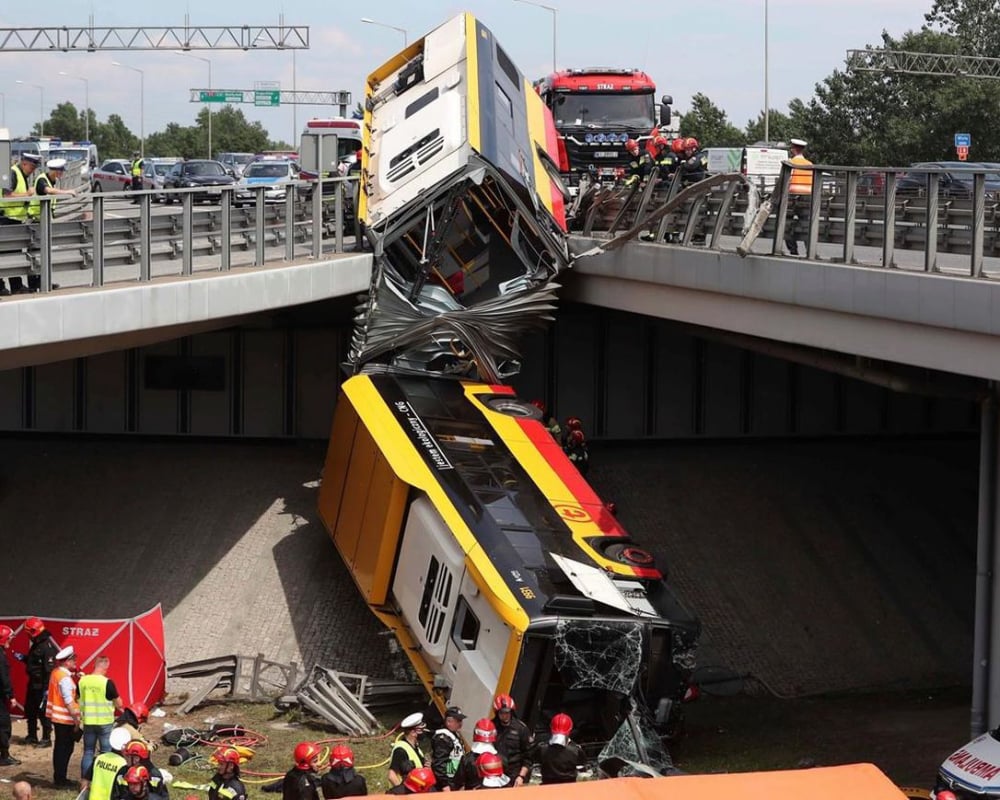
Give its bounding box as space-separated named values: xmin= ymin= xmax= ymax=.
xmin=764 ymin=0 xmax=770 ymax=144
xmin=175 ymin=51 xmax=213 ymax=158
xmin=112 ymin=61 xmax=145 ymax=157
xmin=58 ymin=71 xmax=90 ymax=142
xmin=0 ymin=92 xmax=5 ymax=128
xmin=16 ymin=80 xmax=44 ymax=136
xmin=512 ymin=0 xmax=557 ymax=72
xmin=360 ymin=17 xmax=408 ymax=47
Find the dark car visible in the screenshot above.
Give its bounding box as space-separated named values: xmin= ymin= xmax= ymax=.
xmin=162 ymin=160 xmax=236 ymax=204
xmin=895 ymin=161 xmax=1000 ymax=199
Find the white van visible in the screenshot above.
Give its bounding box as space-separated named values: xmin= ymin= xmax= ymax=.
xmin=705 ymin=145 xmax=788 ymax=190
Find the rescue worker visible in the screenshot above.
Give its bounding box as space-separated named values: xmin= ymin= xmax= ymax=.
xmin=0 ymin=625 xmax=18 ymax=767
xmin=321 ymin=745 xmax=367 ymax=798
xmin=208 ymin=746 xmax=248 ymax=800
xmin=491 ymin=694 xmax=533 ymax=787
xmin=282 ymin=741 xmax=321 ymax=800
xmin=130 ymin=152 xmax=143 ymax=199
xmin=114 ymin=702 xmax=151 ymax=749
xmin=564 ymin=429 xmax=590 ymax=476
xmin=79 ymin=655 xmax=123 ymax=780
xmin=386 ymin=767 xmax=435 ymax=795
xmin=83 ymin=726 xmax=130 ymax=799
xmin=529 ymin=713 xmax=586 ymax=785
xmin=622 ymin=139 xmax=652 ymax=189
xmin=118 ymin=739 xmax=167 ymax=796
xmin=388 ymin=713 xmax=428 ymax=787
xmin=784 ymin=137 xmax=813 ymax=256
xmin=651 ymin=135 xmax=679 ymax=182
xmin=29 ymin=158 xmax=76 ymax=220
xmin=430 ymin=706 xmax=465 ymax=790
xmin=562 ymin=416 xmax=583 ymax=448
xmin=452 ymin=718 xmax=497 ymax=791
xmin=474 ymin=753 xmax=510 ymax=789
xmin=0 ymin=152 xmax=40 ymax=296
xmin=678 ymin=138 xmax=708 ymax=186
xmin=21 ymin=616 xmax=58 ymax=747
xmin=114 ymin=764 xmax=166 ymax=800
xmin=46 ymin=646 xmax=81 ymax=788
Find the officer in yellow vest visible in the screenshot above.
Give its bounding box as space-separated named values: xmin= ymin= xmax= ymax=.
xmin=0 ymin=152 xmax=40 ymax=296
xmin=388 ymin=713 xmax=429 ymax=787
xmin=130 ymin=152 xmax=143 ymax=202
xmin=29 ymin=158 xmax=77 ymax=220
xmin=79 ymin=655 xmax=124 ymax=782
xmin=84 ymin=726 xmax=131 ymax=799
xmin=785 ymin=137 xmax=814 ymax=256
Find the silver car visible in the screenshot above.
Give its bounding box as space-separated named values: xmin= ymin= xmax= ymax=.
xmin=142 ymin=158 xmax=181 ymax=202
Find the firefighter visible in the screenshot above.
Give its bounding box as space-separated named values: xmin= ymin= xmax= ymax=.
xmin=114 ymin=702 xmax=152 ymax=749
xmin=678 ymin=137 xmax=708 ymax=186
xmin=208 ymin=747 xmax=248 ymax=800
xmin=430 ymin=706 xmax=465 ymax=790
xmin=529 ymin=713 xmax=586 ymax=785
xmin=21 ymin=616 xmax=58 ymax=747
xmin=622 ymin=139 xmax=652 ymax=189
xmin=650 ymin=135 xmax=679 ymax=181
xmin=118 ymin=739 xmax=167 ymax=796
xmin=321 ymin=745 xmax=367 ymax=798
xmin=474 ymin=753 xmax=509 ymax=789
xmin=386 ymin=767 xmax=435 ymax=795
xmin=0 ymin=625 xmax=17 ymax=768
xmin=564 ymin=429 xmax=590 ymax=476
xmin=452 ymin=718 xmax=497 ymax=790
xmin=283 ymin=742 xmax=322 ymax=800
xmin=114 ymin=764 xmax=166 ymax=800
xmin=490 ymin=694 xmax=533 ymax=786
xmin=562 ymin=416 xmax=583 ymax=448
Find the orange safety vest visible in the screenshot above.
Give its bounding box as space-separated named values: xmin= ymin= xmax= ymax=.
xmin=46 ymin=666 xmax=79 ymax=725
xmin=788 ymin=154 xmax=814 ymax=195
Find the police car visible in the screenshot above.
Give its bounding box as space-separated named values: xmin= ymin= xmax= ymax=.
xmin=234 ymin=158 xmax=301 ymax=206
xmin=934 ymin=730 xmax=1000 ymax=798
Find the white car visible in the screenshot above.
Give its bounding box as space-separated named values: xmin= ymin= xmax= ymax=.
xmin=935 ymin=731 xmax=1000 ymax=798
xmin=234 ymin=159 xmax=300 ymax=206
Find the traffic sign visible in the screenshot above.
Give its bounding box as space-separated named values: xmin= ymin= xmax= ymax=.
xmin=254 ymin=90 xmax=280 ymax=107
xmin=200 ymin=90 xmax=244 ymax=103
xmin=955 ymin=132 xmax=972 ymax=148
xmin=958 ymin=146 xmax=970 ymax=161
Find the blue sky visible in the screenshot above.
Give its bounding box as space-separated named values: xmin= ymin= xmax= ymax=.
xmin=1 ymin=0 xmax=928 ymax=149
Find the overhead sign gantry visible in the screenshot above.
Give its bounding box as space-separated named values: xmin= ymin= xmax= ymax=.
xmin=0 ymin=25 xmax=308 ymax=51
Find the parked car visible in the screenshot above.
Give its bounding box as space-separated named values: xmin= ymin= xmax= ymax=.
xmin=234 ymin=159 xmax=301 ymax=206
xmin=141 ymin=158 xmax=181 ymax=202
xmin=162 ymin=160 xmax=236 ymax=203
xmin=896 ymin=162 xmax=1000 ymax=199
xmin=91 ymin=159 xmax=133 ymax=193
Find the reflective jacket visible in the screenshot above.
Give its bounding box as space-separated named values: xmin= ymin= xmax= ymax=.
xmin=28 ymin=172 xmax=56 ymax=218
xmin=89 ymin=752 xmax=128 ymax=800
xmin=46 ymin=665 xmax=78 ymax=725
xmin=789 ymin=154 xmax=814 ymax=195
xmin=79 ymin=673 xmax=115 ymax=725
xmin=209 ymin=774 xmax=248 ymax=800
xmin=1 ymin=165 xmax=30 ymax=220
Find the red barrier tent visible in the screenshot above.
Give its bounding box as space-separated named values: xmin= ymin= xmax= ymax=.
xmin=1 ymin=605 xmax=166 ymax=714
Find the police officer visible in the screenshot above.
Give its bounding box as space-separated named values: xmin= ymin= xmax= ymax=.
xmin=130 ymin=152 xmax=143 ymax=198
xmin=21 ymin=617 xmax=58 ymax=747
xmin=283 ymin=742 xmax=321 ymax=800
xmin=785 ymin=137 xmax=814 ymax=256
xmin=0 ymin=626 xmax=18 ymax=767
xmin=83 ymin=727 xmax=130 ymax=800
xmin=0 ymin=152 xmax=40 ymax=295
xmin=529 ymin=713 xmax=586 ymax=785
xmin=430 ymin=706 xmax=465 ymax=790
xmin=209 ymin=747 xmax=248 ymax=800
xmin=79 ymin=655 xmax=123 ymax=780
xmin=321 ymin=745 xmax=367 ymax=798
xmin=491 ymin=694 xmax=533 ymax=786
xmin=388 ymin=713 xmax=428 ymax=787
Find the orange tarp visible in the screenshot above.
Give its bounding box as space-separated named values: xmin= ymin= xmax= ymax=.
xmin=368 ymin=764 xmax=907 ymax=799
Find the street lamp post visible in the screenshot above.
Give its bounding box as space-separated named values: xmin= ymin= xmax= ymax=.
xmin=360 ymin=17 xmax=408 ymax=47
xmin=175 ymin=52 xmax=213 ymax=158
xmin=512 ymin=0 xmax=557 ymax=72
xmin=764 ymin=0 xmax=770 ymax=144
xmin=58 ymin=71 xmax=90 ymax=142
xmin=112 ymin=61 xmax=145 ymax=157
xmin=16 ymin=80 xmax=44 ymax=136
xmin=0 ymin=92 xmax=5 ymax=128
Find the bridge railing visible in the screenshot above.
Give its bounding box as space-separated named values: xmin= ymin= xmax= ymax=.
xmin=574 ymin=163 xmax=1000 ymax=278
xmin=0 ymin=175 xmax=359 ymax=294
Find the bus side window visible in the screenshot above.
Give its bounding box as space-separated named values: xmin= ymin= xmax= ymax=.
xmin=450 ymin=596 xmax=480 ymax=650
xmin=418 ymin=555 xmax=454 ymax=646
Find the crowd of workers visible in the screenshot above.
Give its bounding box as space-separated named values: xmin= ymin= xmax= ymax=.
xmin=531 ymin=402 xmax=590 ymax=476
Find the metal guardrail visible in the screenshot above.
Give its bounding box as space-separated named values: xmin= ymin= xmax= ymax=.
xmin=0 ymin=175 xmax=359 ymax=293
xmin=575 ymin=163 xmax=1000 ymax=279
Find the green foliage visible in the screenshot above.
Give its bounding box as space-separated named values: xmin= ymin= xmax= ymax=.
xmin=678 ymin=93 xmax=744 ymax=147
xmin=744 ymin=108 xmax=797 ymax=146
xmin=925 ymin=0 xmax=1000 ymax=56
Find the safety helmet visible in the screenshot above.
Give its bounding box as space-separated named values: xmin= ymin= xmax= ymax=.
xmin=124 ymin=740 xmax=150 ymax=760
xmin=568 ymin=429 xmax=586 ymax=446
xmin=0 ymin=625 xmax=12 ymax=647
xmin=403 ymin=767 xmax=436 ymax=793
xmin=625 ymin=139 xmax=639 ymax=155
xmin=213 ymin=747 xmax=241 ymax=767
xmin=109 ymin=728 xmax=132 ymax=753
xmin=493 ymin=693 xmax=515 ymax=712
xmin=684 ymin=137 xmax=700 ymax=152
xmin=565 ymin=416 xmax=582 ymax=431
xmin=129 ymin=702 xmax=149 ymax=723
xmin=24 ymin=617 xmax=45 ymax=636
xmin=671 ymin=138 xmax=686 ymax=155
xmin=473 ymin=719 xmax=497 ymax=743
xmin=935 ymin=793 xmax=957 ymax=800
xmin=475 ymin=752 xmax=505 ymax=778
xmin=653 ymin=134 xmax=669 ymax=151
xmin=125 ymin=766 xmax=150 ymax=784
xmin=330 ymin=744 xmax=354 ymax=769
xmin=293 ymin=741 xmax=322 ymax=770
xmin=550 ymin=713 xmax=573 ymax=736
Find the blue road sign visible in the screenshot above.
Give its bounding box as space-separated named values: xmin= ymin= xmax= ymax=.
xmin=955 ymin=133 xmax=972 ymax=148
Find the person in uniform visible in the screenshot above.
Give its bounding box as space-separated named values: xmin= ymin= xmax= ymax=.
xmin=46 ymin=646 xmax=81 ymax=788
xmin=282 ymin=742 xmax=321 ymax=800
xmin=784 ymin=138 xmax=814 ymax=256
xmin=387 ymin=713 xmax=428 ymax=788
xmin=529 ymin=713 xmax=586 ymax=785
xmin=79 ymin=655 xmax=123 ymax=780
xmin=20 ymin=617 xmax=58 ymax=747
xmin=430 ymin=706 xmax=465 ymax=790
xmin=321 ymin=745 xmax=366 ymax=798
xmin=0 ymin=626 xmax=19 ymax=767
xmin=474 ymin=753 xmax=510 ymax=789
xmin=208 ymin=747 xmax=247 ymax=800
xmin=83 ymin=727 xmax=130 ymax=799
xmin=490 ymin=695 xmax=533 ymax=787
xmin=452 ymin=718 xmax=497 ymax=790
xmin=0 ymin=152 xmax=40 ymax=295
xmin=385 ymin=768 xmax=435 ymax=795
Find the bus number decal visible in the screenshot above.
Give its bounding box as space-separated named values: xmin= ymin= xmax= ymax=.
xmin=553 ymin=503 xmax=591 ymax=523
xmin=519 ymin=586 xmax=536 ymax=600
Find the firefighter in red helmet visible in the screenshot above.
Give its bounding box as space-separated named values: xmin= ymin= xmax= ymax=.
xmin=623 ymin=139 xmax=652 ymax=189
xmin=21 ymin=616 xmax=59 ymax=747
xmin=322 ymin=745 xmax=366 ymax=798
xmin=209 ymin=747 xmax=247 ymax=800
xmin=283 ymin=742 xmax=321 ymax=800
xmin=491 ymin=694 xmax=533 ymax=786
xmin=678 ymin=136 xmax=708 ymax=186
xmin=650 ymin=134 xmax=679 ymax=181
xmin=529 ymin=713 xmax=586 ymax=785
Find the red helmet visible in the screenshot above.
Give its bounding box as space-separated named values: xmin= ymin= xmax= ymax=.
xmin=125 ymin=766 xmax=150 ymax=784
xmin=550 ymin=713 xmax=573 ymax=736
xmin=124 ymin=740 xmax=150 ymax=760
xmin=653 ymin=134 xmax=669 ymax=151
xmin=330 ymin=745 xmax=354 ymax=768
xmin=129 ymin=702 xmax=149 ymax=723
xmin=24 ymin=617 xmax=45 ymax=636
xmin=568 ymin=429 xmax=586 ymax=446
xmin=530 ymin=399 xmax=546 ymax=412
xmin=476 ymin=752 xmax=505 ymax=778
xmin=294 ymin=741 xmax=322 ymax=770
xmin=684 ymin=137 xmax=700 ymax=152
xmin=936 ymin=793 xmax=957 ymax=800
xmin=214 ymin=747 xmax=241 ymax=767
xmin=493 ymin=693 xmax=515 ymax=712
xmin=565 ymin=416 xmax=582 ymax=431
xmin=671 ymin=138 xmax=685 ymax=155
xmin=403 ymin=767 xmax=436 ymax=793
xmin=625 ymin=139 xmax=639 ymax=155
xmin=0 ymin=625 xmax=12 ymax=647
xmin=473 ymin=719 xmax=497 ymax=743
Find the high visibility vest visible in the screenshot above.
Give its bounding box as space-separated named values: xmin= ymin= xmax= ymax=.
xmin=79 ymin=674 xmax=115 ymax=725
xmin=46 ymin=666 xmax=78 ymax=724
xmin=788 ymin=154 xmax=814 ymax=195
xmin=434 ymin=728 xmax=464 ymax=778
xmin=391 ymin=737 xmax=424 ymax=774
xmin=28 ymin=173 xmax=56 ymax=219
xmin=90 ymin=751 xmax=127 ymax=800
xmin=1 ymin=164 xmax=29 ymax=220
xmin=131 ymin=159 xmax=143 ymax=178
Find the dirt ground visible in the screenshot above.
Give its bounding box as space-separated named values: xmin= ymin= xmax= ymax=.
xmin=0 ymin=687 xmax=970 ymax=799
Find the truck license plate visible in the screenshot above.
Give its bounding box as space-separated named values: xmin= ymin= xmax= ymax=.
xmin=594 ymin=151 xmax=617 ymax=158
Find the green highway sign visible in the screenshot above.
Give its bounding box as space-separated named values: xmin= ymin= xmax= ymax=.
xmin=200 ymin=90 xmax=244 ymax=103
xmin=254 ymin=90 xmax=280 ymax=107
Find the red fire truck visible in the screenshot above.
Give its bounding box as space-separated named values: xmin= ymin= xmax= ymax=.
xmin=534 ymin=68 xmax=672 ymax=188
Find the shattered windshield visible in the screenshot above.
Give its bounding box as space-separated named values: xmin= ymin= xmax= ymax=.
xmin=553 ymin=92 xmax=655 ymax=129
